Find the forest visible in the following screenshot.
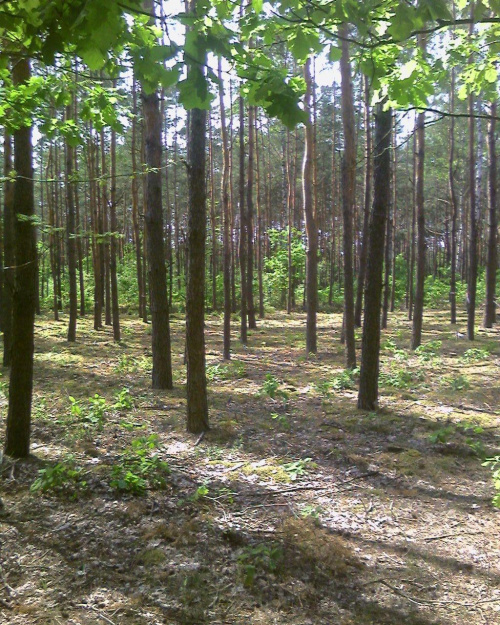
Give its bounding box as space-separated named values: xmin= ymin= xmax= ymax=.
xmin=0 ymin=0 xmax=499 ymax=624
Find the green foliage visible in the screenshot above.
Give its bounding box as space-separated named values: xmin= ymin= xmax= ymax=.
xmin=281 ymin=458 xmax=315 ymax=481
xmin=444 ymin=373 xmax=470 ymax=391
xmin=261 ymin=373 xmax=288 ymax=401
xmin=482 ymin=456 xmax=500 ymax=508
xmin=110 ymin=434 xmax=170 ymax=494
xmin=415 ymin=340 xmax=442 ymax=362
xmin=460 ymin=348 xmax=490 ymax=364
xmin=113 ymin=387 xmax=134 ymax=410
xmin=264 ymin=228 xmax=305 ymax=308
xmin=270 ymin=412 xmax=290 ymax=430
xmin=31 ymin=456 xmax=87 ymax=497
xmin=380 ymin=365 xmax=425 ymax=389
xmin=237 ymin=543 xmax=283 ymax=587
xmin=331 ymin=368 xmax=359 ymax=392
xmin=381 ymin=338 xmax=408 ymax=361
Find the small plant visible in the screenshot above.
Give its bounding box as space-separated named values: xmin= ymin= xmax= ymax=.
xmin=447 ymin=373 xmax=470 ymax=391
xmin=415 ymin=340 xmax=442 ymax=362
xmin=31 ymin=456 xmax=87 ymax=497
xmin=381 ymin=339 xmax=408 ymax=361
xmin=331 ymin=368 xmax=359 ymax=391
xmin=262 ymin=373 xmax=280 ymax=398
xmin=69 ymin=395 xmax=82 ymax=419
xmin=460 ymin=348 xmax=490 ymax=364
xmin=113 ymin=387 xmax=134 ymax=410
xmin=429 ymin=425 xmax=455 ymax=444
xmin=190 ymin=482 xmax=210 ymax=501
xmin=299 ymin=504 xmax=323 ymax=519
xmin=482 ymin=455 xmax=500 ymax=508
xmin=237 ymin=543 xmax=283 ymax=587
xmin=84 ymin=394 xmax=108 ymax=429
xmin=380 ymin=365 xmax=425 ymax=389
xmin=270 ymin=412 xmax=290 ymax=430
xmin=206 ymin=363 xmax=229 ymax=382
xmin=282 ymin=458 xmax=315 ymax=481
xmin=110 ymin=434 xmax=170 ymax=494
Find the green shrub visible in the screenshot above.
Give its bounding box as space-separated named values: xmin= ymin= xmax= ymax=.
xmin=31 ymin=456 xmax=87 ymax=497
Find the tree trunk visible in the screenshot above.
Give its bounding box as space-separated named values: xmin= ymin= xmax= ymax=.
xmin=66 ymin=104 xmax=78 ymax=342
xmin=131 ymin=79 xmax=145 ymax=320
xmin=141 ymin=1 xmax=173 ymax=388
xmin=449 ymin=66 xmax=458 ymax=325
xmin=110 ymin=120 xmax=121 ymax=341
xmin=354 ymin=75 xmax=372 ymax=327
xmin=247 ymin=105 xmax=257 ymax=329
xmin=303 ymin=57 xmax=318 ymax=354
xmin=339 ymin=27 xmax=356 ymax=368
xmin=218 ymin=59 xmax=232 ymax=360
xmin=238 ymin=94 xmax=248 ymax=344
xmin=358 ymin=105 xmax=392 ymax=410
xmin=484 ymin=101 xmax=497 ymax=328
xmin=4 ymin=57 xmax=37 ymax=458
xmin=3 ymin=130 xmax=14 ymax=367
xmin=186 ymin=104 xmax=209 ymax=432
xmin=411 ymin=102 xmax=426 ymax=350
xmin=467 ymin=6 xmax=478 ymax=341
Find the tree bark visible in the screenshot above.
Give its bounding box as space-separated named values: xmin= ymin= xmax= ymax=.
xmin=339 ymin=27 xmax=357 ymax=368
xmin=484 ymin=101 xmax=497 ymax=328
xmin=303 ymin=57 xmax=318 ymax=354
xmin=354 ymin=75 xmax=372 ymax=327
xmin=358 ymin=105 xmax=392 ymax=410
xmin=4 ymin=57 xmax=37 ymax=458
xmin=3 ymin=129 xmax=14 ymax=367
xmin=186 ymin=105 xmax=209 ymax=433
xmin=238 ymin=94 xmax=248 ymax=344
xmin=218 ymin=58 xmax=232 ymax=360
xmin=110 ymin=119 xmax=121 ymax=341
xmin=66 ymin=104 xmax=78 ymax=342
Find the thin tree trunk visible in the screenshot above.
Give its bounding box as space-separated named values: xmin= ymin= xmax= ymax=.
xmin=449 ymin=67 xmax=458 ymax=325
xmin=247 ymin=105 xmax=257 ymax=329
xmin=66 ymin=104 xmax=78 ymax=342
xmin=110 ymin=118 xmax=121 ymax=341
xmin=303 ymin=57 xmax=318 ymax=354
xmin=358 ymin=105 xmax=392 ymax=410
xmin=467 ymin=9 xmax=478 ymax=341
xmin=484 ymin=100 xmax=497 ymax=327
xmin=4 ymin=57 xmax=37 ymax=458
xmin=239 ymin=94 xmax=248 ymax=344
xmin=411 ymin=40 xmax=426 ymax=351
xmin=354 ymin=75 xmax=372 ymax=327
xmin=218 ymin=58 xmax=232 ymax=360
xmin=131 ymin=79 xmax=145 ymax=320
xmin=339 ymin=27 xmax=356 ymax=368
xmin=142 ymin=0 xmax=173 ymax=388
xmin=3 ymin=130 xmax=14 ymax=367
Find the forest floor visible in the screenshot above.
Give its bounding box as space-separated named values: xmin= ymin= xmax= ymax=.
xmin=0 ymin=308 xmax=499 ymax=625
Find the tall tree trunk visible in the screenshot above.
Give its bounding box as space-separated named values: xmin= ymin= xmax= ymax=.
xmin=390 ymin=116 xmax=397 ymax=313
xmin=239 ymin=94 xmax=248 ymax=344
xmin=186 ymin=105 xmax=209 ymax=432
xmin=4 ymin=57 xmax=37 ymax=458
xmin=255 ymin=111 xmax=264 ymax=318
xmin=110 ymin=119 xmax=121 ymax=341
xmin=247 ymin=105 xmax=257 ymax=329
xmin=131 ymin=80 xmax=145 ymax=320
xmin=467 ymin=3 xmax=478 ymax=341
xmin=141 ymin=0 xmax=172 ymax=388
xmin=449 ymin=67 xmax=458 ymax=325
xmin=354 ymin=75 xmax=372 ymax=327
xmin=185 ymin=0 xmax=209 ymax=433
xmin=303 ymin=57 xmax=318 ymax=354
xmin=411 ymin=100 xmax=426 ymax=350
xmin=66 ymin=104 xmax=78 ymax=342
xmin=209 ymin=112 xmax=217 ymax=311
xmin=484 ymin=101 xmax=497 ymax=327
xmin=218 ymin=59 xmax=232 ymax=360
xmin=358 ymin=105 xmax=392 ymax=410
xmin=339 ymin=27 xmax=356 ymax=368
xmin=3 ymin=130 xmax=14 ymax=367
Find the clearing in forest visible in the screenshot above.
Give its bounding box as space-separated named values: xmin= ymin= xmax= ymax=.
xmin=0 ymin=309 xmax=499 ymax=625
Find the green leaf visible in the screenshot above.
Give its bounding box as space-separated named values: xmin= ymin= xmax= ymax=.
xmin=328 ymin=46 xmax=342 ymax=62
xmin=252 ymin=0 xmax=264 ymax=13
